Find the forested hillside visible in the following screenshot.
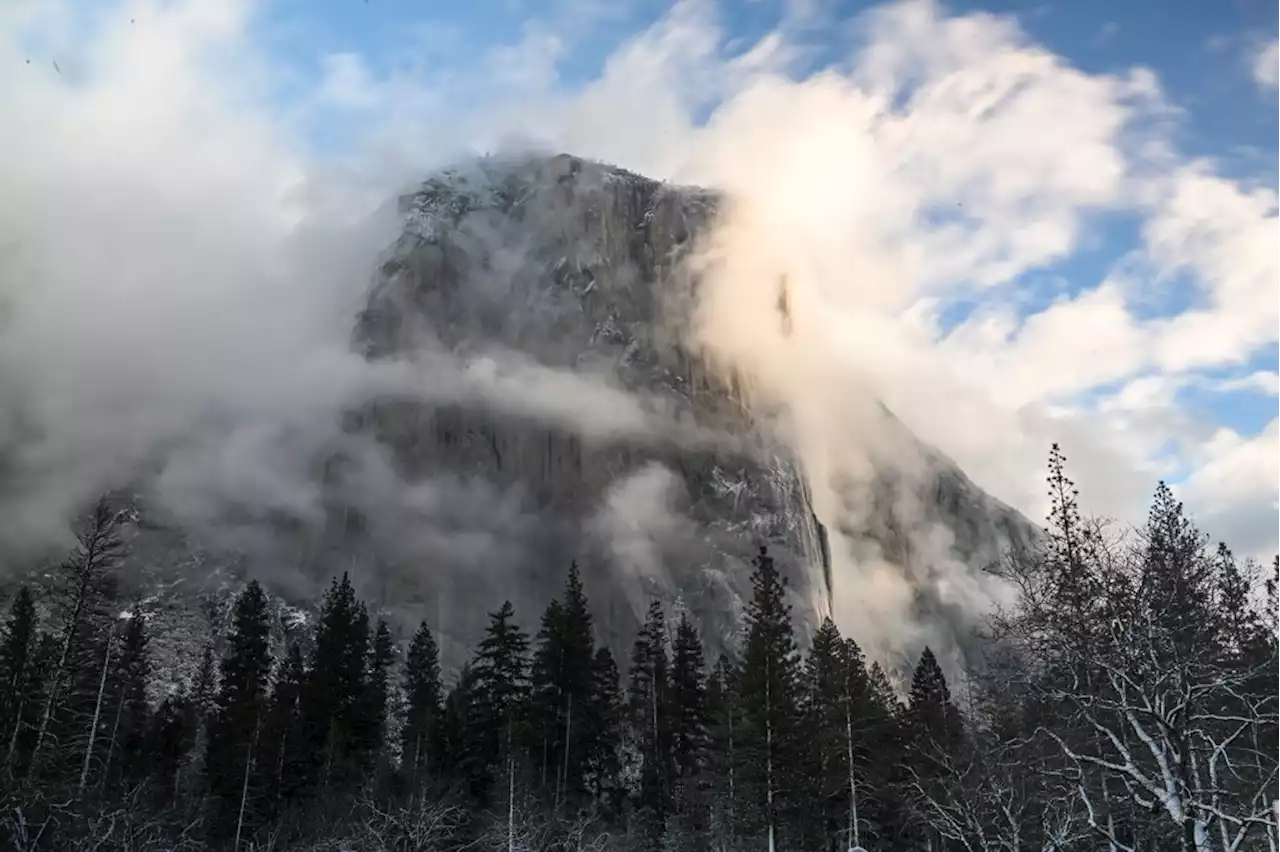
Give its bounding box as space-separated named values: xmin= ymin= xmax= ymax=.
xmin=0 ymin=446 xmax=1274 ymax=851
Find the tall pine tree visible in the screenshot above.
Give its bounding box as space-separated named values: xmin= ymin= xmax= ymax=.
xmin=0 ymin=587 xmax=39 ymax=779
xmin=300 ymin=572 xmax=372 ymax=792
xmin=262 ymin=640 xmax=307 ymax=811
xmin=585 ymin=646 xmax=623 ymax=812
xmin=628 ymin=599 xmax=674 ymax=837
xmin=799 ymin=617 xmax=876 ymax=851
xmin=400 ymin=619 xmax=444 ymax=791
xmin=669 ymin=610 xmax=708 ymax=784
xmin=529 ymin=562 xmax=598 ymax=807
xmin=736 ymin=545 xmax=802 ymax=851
xmin=462 ymin=601 xmax=530 ymax=807
xmin=666 ymin=610 xmax=710 ymax=851
xmin=103 ymin=612 xmax=150 ymax=789
xmin=206 ymin=581 xmax=273 ymax=840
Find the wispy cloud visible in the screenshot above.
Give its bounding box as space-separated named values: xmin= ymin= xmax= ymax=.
xmin=1251 ymin=38 xmax=1279 ymax=91
xmin=0 ymin=0 xmax=1274 ymax=662
xmin=1209 ymin=371 xmax=1280 ymax=396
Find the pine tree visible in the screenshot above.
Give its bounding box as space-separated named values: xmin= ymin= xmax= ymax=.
xmin=1214 ymin=544 xmax=1255 ymax=656
xmin=191 ymin=642 xmax=218 ymax=721
xmin=530 ymin=596 xmax=566 ymax=796
xmin=463 ymin=601 xmax=530 ymax=806
xmin=30 ymin=498 xmax=124 ymax=780
xmin=584 ymin=647 xmax=623 ymax=811
xmin=857 ymin=654 xmax=904 ymax=847
xmin=0 ymin=586 xmax=39 ymax=778
xmin=439 ymin=663 xmax=478 ymax=783
xmin=262 ymin=641 xmax=306 ymax=810
xmin=301 ymin=572 xmax=372 ymax=792
xmin=667 ymin=611 xmax=709 ymax=849
xmin=104 ymin=612 xmax=150 ymax=788
xmin=800 ymin=617 xmax=874 ymax=851
xmin=400 ymin=619 xmax=444 ymax=791
xmin=1140 ymin=482 xmax=1215 ymax=659
xmin=904 ymin=647 xmax=962 ymax=760
xmin=1043 ymin=444 xmax=1111 ymax=655
xmin=175 ymin=639 xmax=218 ymax=800
xmin=669 ymin=611 xmax=708 ymax=783
xmin=529 ymin=562 xmax=598 ymax=807
xmin=206 ymin=581 xmax=273 ymax=838
xmin=628 ymin=599 xmax=674 ymax=835
xmin=360 ymin=618 xmax=394 ymax=765
xmin=705 ymin=654 xmax=742 ymax=847
xmin=736 ymin=545 xmax=802 ymax=851
xmin=144 ymin=692 xmax=191 ymax=805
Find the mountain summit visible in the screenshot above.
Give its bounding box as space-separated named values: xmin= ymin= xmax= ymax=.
xmin=349 ymin=152 xmax=1036 ymax=670
xmin=7 ymin=153 xmax=1036 ymax=683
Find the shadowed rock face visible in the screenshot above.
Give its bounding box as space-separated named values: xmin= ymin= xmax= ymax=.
xmin=347 ymin=152 xmax=1037 ymax=673
xmin=6 ymin=153 xmax=1035 ymax=688
xmin=350 ymin=153 xmax=830 ymax=665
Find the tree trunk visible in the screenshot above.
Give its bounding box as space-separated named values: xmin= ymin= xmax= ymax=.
xmin=78 ymin=627 xmax=115 ymax=792
xmin=765 ymin=656 xmax=775 ymax=852
xmin=846 ymin=696 xmax=859 ymax=851
xmin=233 ymin=713 xmax=262 ymax=852
xmin=559 ymin=692 xmax=572 ymax=810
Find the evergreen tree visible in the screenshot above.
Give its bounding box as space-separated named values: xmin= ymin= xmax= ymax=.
xmin=857 ymin=654 xmax=905 ymax=847
xmin=736 ymin=545 xmax=802 ymax=850
xmin=800 ymin=617 xmax=876 ymax=851
xmin=1214 ymin=544 xmax=1256 ymax=656
xmin=178 ymin=639 xmax=218 ymax=800
xmin=1140 ymin=482 xmax=1216 ymax=659
xmin=400 ymin=619 xmax=444 ymax=791
xmin=529 ymin=562 xmax=598 ymax=807
xmin=902 ymin=647 xmax=964 ymax=850
xmin=462 ymin=601 xmax=530 ymax=806
xmin=439 ymin=663 xmax=478 ymax=782
xmin=706 ymin=654 xmax=742 ymax=847
xmin=205 ymin=581 xmax=273 ymax=838
xmin=191 ymin=641 xmax=218 ymax=721
xmin=669 ymin=611 xmax=708 ymax=783
xmin=104 ymin=612 xmax=151 ymax=788
xmin=904 ymin=647 xmax=963 ymax=759
xmin=530 ymin=596 xmax=566 ymax=795
xmin=300 ymin=572 xmax=372 ymax=791
xmin=0 ymin=586 xmax=39 ymax=778
xmin=360 ymin=618 xmax=395 ymax=763
xmin=262 ymin=641 xmax=307 ymax=809
xmin=30 ymin=498 xmax=124 ymax=781
xmin=628 ymin=599 xmax=674 ymax=834
xmin=584 ymin=646 xmax=623 ymax=811
xmin=144 ymin=692 xmax=191 ymax=805
xmin=667 ymin=610 xmax=709 ymax=849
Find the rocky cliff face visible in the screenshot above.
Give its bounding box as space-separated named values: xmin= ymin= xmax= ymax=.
xmin=342 ymin=152 xmax=1036 ymax=672
xmin=348 ymin=153 xmax=830 ymax=665
xmin=8 ymin=153 xmax=1036 ymax=687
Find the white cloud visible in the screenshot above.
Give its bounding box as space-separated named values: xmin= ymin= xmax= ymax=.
xmin=0 ymin=0 xmax=1275 ymax=665
xmin=1251 ymin=38 xmax=1279 ymax=92
xmin=1210 ymin=371 xmax=1280 ymax=396
xmin=1179 ymin=419 xmax=1279 ymax=559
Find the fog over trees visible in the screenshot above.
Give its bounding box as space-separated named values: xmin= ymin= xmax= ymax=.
xmin=0 ymin=446 xmax=1274 ymax=851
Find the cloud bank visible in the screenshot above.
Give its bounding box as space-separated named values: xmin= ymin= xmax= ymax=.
xmin=1 ymin=0 xmax=1275 ymax=664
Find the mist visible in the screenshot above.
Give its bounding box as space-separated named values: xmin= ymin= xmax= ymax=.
xmin=1 ymin=0 xmax=1274 ymax=671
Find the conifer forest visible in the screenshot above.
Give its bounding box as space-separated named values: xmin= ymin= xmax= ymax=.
xmin=0 ymin=447 xmax=1275 ymax=852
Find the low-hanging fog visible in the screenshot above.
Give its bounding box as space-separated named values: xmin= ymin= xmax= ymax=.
xmin=1 ymin=0 xmax=1275 ymax=671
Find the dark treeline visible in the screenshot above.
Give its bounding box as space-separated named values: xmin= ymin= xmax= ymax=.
xmin=0 ymin=446 xmax=1275 ymax=851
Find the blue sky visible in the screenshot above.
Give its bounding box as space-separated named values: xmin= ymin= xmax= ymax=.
xmin=268 ymin=0 xmax=1279 ymax=544
xmin=261 ymin=0 xmax=1278 ymax=156
xmin=252 ymin=0 xmax=1276 ymax=442
xmin=1 ymin=0 xmax=1276 ymax=558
